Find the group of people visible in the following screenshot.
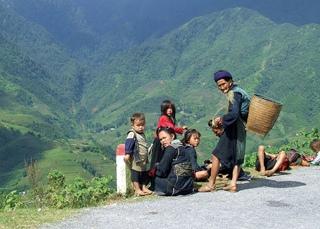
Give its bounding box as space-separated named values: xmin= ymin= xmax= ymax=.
xmin=123 ymin=70 xmax=320 ymax=196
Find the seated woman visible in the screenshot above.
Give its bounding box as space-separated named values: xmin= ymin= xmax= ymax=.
xmin=255 ymin=145 xmax=288 ymax=176
xmin=151 ymin=127 xmax=194 ymax=196
xmin=182 ymin=129 xmax=211 ymax=181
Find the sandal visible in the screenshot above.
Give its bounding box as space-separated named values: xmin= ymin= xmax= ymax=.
xmin=198 ymin=184 xmax=216 ymax=192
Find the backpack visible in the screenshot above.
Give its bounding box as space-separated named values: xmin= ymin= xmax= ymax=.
xmin=172 ymin=147 xmax=193 ymax=177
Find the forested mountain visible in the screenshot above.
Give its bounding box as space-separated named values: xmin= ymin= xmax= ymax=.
xmin=0 ymin=3 xmax=84 ymax=106
xmin=83 ymin=7 xmax=320 ymax=156
xmin=0 ymin=2 xmax=108 ymax=188
xmin=0 ymin=1 xmax=319 ymax=190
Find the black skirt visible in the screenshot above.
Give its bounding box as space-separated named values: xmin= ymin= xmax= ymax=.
xmin=212 ymin=122 xmax=237 ymax=169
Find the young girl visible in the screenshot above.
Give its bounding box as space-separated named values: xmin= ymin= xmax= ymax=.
xmin=182 ymin=129 xmax=211 ymax=181
xmin=150 ymin=100 xmax=187 ymax=169
xmin=157 ymin=100 xmax=187 ymax=135
xmin=124 ymin=113 xmax=152 ymax=196
xmin=310 ymin=139 xmax=320 ymax=165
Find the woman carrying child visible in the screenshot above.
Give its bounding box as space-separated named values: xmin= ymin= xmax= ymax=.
xmin=199 ymin=70 xmax=250 ymax=192
xmin=150 ymin=127 xmax=194 ymax=196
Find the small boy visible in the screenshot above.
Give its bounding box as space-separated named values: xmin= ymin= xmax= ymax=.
xmin=310 ymin=139 xmax=320 ymax=165
xmin=124 ymin=113 xmax=152 ymax=196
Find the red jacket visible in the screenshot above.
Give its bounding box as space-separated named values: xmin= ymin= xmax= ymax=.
xmin=157 ymin=115 xmax=184 ymax=134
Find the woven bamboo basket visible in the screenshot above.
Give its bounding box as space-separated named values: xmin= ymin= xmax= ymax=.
xmin=246 ymin=94 xmax=282 ymax=136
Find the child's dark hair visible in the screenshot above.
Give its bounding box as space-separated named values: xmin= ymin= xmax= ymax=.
xmin=208 ymin=119 xmax=214 ymax=128
xmin=160 ymin=100 xmax=176 ymax=120
xmin=156 ymin=126 xmax=176 ymax=139
xmin=130 ymin=112 xmax=145 ymax=124
xmin=182 ymin=129 xmax=201 ymax=145
xmin=310 ymin=139 xmax=320 ymax=152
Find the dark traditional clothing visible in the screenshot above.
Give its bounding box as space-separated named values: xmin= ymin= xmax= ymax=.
xmin=154 ymin=140 xmax=194 ymax=196
xmin=150 ymin=114 xmax=184 ymax=169
xmin=185 ymin=145 xmax=203 ymax=172
xmin=255 ymin=154 xmax=277 ymax=171
xmin=212 ymin=85 xmax=248 ymax=167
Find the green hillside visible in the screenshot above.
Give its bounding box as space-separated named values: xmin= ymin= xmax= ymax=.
xmin=83 ymin=8 xmax=320 ymax=157
xmin=0 ymin=4 xmax=113 ymax=190
xmin=0 ymin=3 xmax=87 ymax=107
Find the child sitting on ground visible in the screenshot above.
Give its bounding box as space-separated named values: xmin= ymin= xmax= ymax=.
xmin=182 ymin=129 xmax=211 ymax=181
xmin=124 ymin=113 xmax=152 ymax=196
xmin=310 ymin=139 xmax=320 ymax=165
xmin=256 ymin=145 xmax=311 ymax=177
xmin=255 ymin=145 xmax=287 ymax=176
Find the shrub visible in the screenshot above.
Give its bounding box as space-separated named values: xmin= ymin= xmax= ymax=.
xmin=280 ymin=128 xmax=319 ymax=154
xmin=44 ymin=170 xmax=114 ymax=209
xmin=244 ymin=153 xmax=256 ymax=168
xmin=64 ymin=177 xmax=90 ymax=208
xmin=3 ymin=190 xmax=24 ymax=211
xmin=47 ymin=170 xmax=66 ymax=190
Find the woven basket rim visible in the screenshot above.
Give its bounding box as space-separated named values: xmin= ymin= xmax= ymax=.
xmin=253 ymin=94 xmax=282 ymax=106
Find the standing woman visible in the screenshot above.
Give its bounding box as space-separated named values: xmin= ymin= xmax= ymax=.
xmin=199 ymin=70 xmax=250 ymax=192
xmin=151 ymin=127 xmax=194 ymax=196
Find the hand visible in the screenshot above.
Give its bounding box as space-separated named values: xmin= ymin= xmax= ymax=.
xmin=214 ymin=116 xmax=223 ymax=126
xmin=148 ymin=167 xmax=157 ymax=177
xmin=182 ymin=125 xmax=188 ymax=130
xmin=124 ymin=154 xmax=132 ymax=164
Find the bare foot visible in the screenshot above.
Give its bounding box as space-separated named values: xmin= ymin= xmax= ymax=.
xmin=223 ymin=185 xmax=237 ymax=192
xmin=134 ymin=190 xmax=146 ymax=196
xmin=260 ymin=170 xmax=266 ymax=176
xmin=264 ymin=171 xmax=273 ymax=177
xmin=142 ymin=188 xmax=153 ymax=195
xmin=198 ymin=184 xmax=216 ymax=192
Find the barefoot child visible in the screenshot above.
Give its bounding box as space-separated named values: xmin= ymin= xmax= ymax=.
xmin=182 ymin=129 xmax=211 ymax=181
xmin=310 ymin=139 xmax=320 ymax=165
xmin=124 ymin=113 xmax=152 ymax=196
xmin=255 ymin=145 xmax=287 ymax=176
